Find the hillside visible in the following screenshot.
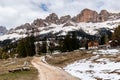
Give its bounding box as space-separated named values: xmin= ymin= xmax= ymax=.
xmin=0 ymin=9 xmax=120 ymax=41
xmin=45 ymin=48 xmax=120 ymax=80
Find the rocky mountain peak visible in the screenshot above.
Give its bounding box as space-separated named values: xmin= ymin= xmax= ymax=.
xmin=59 ymin=15 xmax=71 ymax=24
xmin=15 ymin=23 xmax=34 ymax=30
xmin=75 ymin=8 xmax=99 ymax=22
xmin=45 ymin=13 xmax=59 ymax=24
xmin=1 ymin=8 xmax=120 ymax=41
xmin=81 ymin=8 xmax=99 ymax=22
xmin=0 ymin=26 xmax=7 ymax=35
xmin=81 ymin=8 xmax=93 ymax=13
xmin=33 ymin=19 xmax=47 ymax=27
xmin=100 ymin=10 xmax=109 ymax=15
xmin=73 ymin=9 xmax=111 ymax=22
xmin=99 ymin=10 xmax=110 ymax=21
xmin=8 ymin=8 xmax=120 ymax=36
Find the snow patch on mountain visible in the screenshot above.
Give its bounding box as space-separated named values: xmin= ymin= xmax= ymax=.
xmin=0 ymin=33 xmax=27 ymax=41
xmin=0 ymin=19 xmax=120 ymax=41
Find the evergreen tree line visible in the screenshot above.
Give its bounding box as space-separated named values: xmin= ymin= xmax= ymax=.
xmin=0 ymin=25 xmax=120 ymax=59
xmin=16 ymin=36 xmax=35 ymax=57
xmin=59 ymin=32 xmax=79 ymax=52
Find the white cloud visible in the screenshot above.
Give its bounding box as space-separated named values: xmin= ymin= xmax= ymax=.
xmin=0 ymin=0 xmax=120 ymax=29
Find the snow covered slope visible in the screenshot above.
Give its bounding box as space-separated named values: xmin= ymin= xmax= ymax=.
xmin=35 ymin=19 xmax=120 ymax=36
xmin=64 ymin=49 xmax=120 ymax=80
xmin=0 ymin=19 xmax=120 ymax=41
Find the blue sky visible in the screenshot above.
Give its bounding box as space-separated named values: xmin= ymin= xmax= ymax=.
xmin=0 ymin=0 xmax=120 ymax=29
xmin=40 ymin=3 xmax=49 ymax=11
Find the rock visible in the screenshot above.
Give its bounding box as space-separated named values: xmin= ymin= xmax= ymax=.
xmin=22 ymin=67 xmax=30 ymax=71
xmin=74 ymin=9 xmax=110 ymax=22
xmin=15 ymin=23 xmax=34 ymax=30
xmin=8 ymin=67 xmax=30 ymax=73
xmin=45 ymin=13 xmax=59 ymax=24
xmin=99 ymin=10 xmax=110 ymax=22
xmin=4 ymin=8 xmax=119 ymax=42
xmin=75 ymin=8 xmax=99 ymax=22
xmin=59 ymin=15 xmax=71 ymax=24
xmin=9 ymin=68 xmax=22 ymax=73
xmin=33 ymin=19 xmax=47 ymax=27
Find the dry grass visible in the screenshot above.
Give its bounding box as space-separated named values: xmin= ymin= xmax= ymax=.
xmin=90 ymin=53 xmax=120 ymax=63
xmin=109 ymin=69 xmax=120 ymax=75
xmin=96 ymin=54 xmax=120 ymax=62
xmin=94 ymin=77 xmax=102 ymax=80
xmin=46 ymin=50 xmax=95 ymax=68
xmin=104 ymin=54 xmax=120 ymax=62
xmin=0 ymin=57 xmax=38 ymax=80
xmin=0 ymin=69 xmax=38 ymax=80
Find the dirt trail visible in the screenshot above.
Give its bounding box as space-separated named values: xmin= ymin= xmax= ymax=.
xmin=31 ymin=57 xmax=79 ymax=80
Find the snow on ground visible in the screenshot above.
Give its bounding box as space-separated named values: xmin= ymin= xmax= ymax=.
xmin=93 ymin=49 xmax=120 ymax=54
xmin=64 ymin=49 xmax=120 ymax=80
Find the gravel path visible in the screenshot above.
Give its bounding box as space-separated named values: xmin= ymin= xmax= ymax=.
xmin=31 ymin=57 xmax=79 ymax=80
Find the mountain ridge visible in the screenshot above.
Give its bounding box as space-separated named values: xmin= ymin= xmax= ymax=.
xmin=0 ymin=8 xmax=120 ymax=41
xmin=14 ymin=8 xmax=120 ymax=30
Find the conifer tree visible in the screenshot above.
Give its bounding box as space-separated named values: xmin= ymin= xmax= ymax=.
xmin=60 ymin=32 xmax=79 ymax=52
xmin=62 ymin=33 xmax=72 ymax=52
xmin=17 ymin=36 xmax=35 ymax=57
xmin=48 ymin=41 xmax=55 ymax=54
xmin=100 ymin=35 xmax=106 ymax=45
xmin=112 ymin=25 xmax=120 ymax=44
xmin=17 ymin=38 xmax=27 ymax=57
xmin=41 ymin=41 xmax=47 ymax=54
xmin=71 ymin=32 xmax=79 ymax=50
